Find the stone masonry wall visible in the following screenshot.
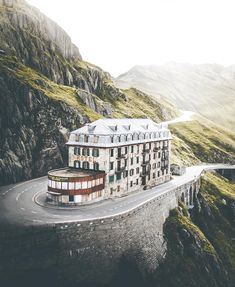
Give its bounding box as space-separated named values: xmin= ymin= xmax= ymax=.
xmin=0 ymin=189 xmax=179 ymax=286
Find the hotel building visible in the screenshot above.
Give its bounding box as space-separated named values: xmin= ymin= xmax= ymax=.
xmin=47 ymin=118 xmax=172 ymax=205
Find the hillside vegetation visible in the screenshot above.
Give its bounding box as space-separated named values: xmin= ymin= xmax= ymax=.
xmin=170 ymin=118 xmax=235 ymax=166
xmin=152 ymin=173 xmax=235 ymax=287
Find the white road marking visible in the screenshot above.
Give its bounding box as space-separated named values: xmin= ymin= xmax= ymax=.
xmin=15 ymin=189 xmax=26 ymax=201
xmin=1 ymin=176 xmax=47 ymax=196
xmin=20 ymin=207 xmax=25 ymax=211
xmin=31 ymin=211 xmax=37 ymax=214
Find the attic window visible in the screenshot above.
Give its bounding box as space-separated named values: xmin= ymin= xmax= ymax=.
xmin=141 ymin=124 xmax=149 ymax=130
xmin=88 ymin=125 xmax=96 ymax=132
xmin=109 ymin=125 xmax=118 ymax=132
xmin=122 ymin=125 xmax=131 ymax=131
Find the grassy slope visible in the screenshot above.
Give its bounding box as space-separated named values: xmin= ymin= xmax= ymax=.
xmin=170 ymin=118 xmax=235 ymax=165
xmin=0 ymin=55 xmax=178 ymax=123
xmin=152 ymin=173 xmax=235 ymax=287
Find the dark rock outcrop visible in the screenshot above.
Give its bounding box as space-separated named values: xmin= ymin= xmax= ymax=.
xmin=0 ymin=0 xmax=178 ymax=185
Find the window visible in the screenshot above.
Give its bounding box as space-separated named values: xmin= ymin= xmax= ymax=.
xmin=52 ymin=181 xmax=56 ymax=188
xmin=94 ymin=135 xmax=99 ymax=143
xmin=69 ymin=195 xmax=74 ymax=202
xmin=61 ymin=182 xmax=67 ymax=189
xmin=74 ymin=160 xmax=80 ymax=168
xmin=116 ymin=172 xmax=122 ymax=180
xmin=55 ymin=181 xmax=61 ymax=189
xmin=83 ymin=161 xmax=89 ymax=169
xmin=111 ymin=136 xmax=114 ymax=143
xmin=123 ymin=170 xmax=128 ymax=178
xmin=131 ymin=146 xmax=134 ymax=153
xmin=74 ymin=147 xmax=80 ymax=155
xmin=109 ymin=175 xmax=114 ymax=183
xmin=124 ymin=159 xmax=127 ymax=167
xmin=82 ymin=148 xmax=90 ymax=156
xmin=75 ymin=182 xmax=81 ymax=189
xmin=136 ymin=167 xmax=139 ymax=174
xmin=117 ymin=185 xmax=120 ymax=192
xmin=131 ymin=158 xmax=134 ymax=165
xmin=84 ymin=135 xmax=89 ymax=143
xmin=82 ymin=181 xmax=88 ymax=189
xmin=136 ymin=157 xmax=139 ymax=164
xmin=153 ymin=163 xmax=156 ymax=169
xmin=130 ymin=181 xmax=133 ymax=187
xmin=110 ymin=188 xmax=113 ymax=195
xmin=92 ymin=148 xmax=99 ymax=157
xmin=158 ymin=162 xmax=161 ymax=168
xmin=125 ymin=146 xmax=128 ymax=154
xmin=94 ymin=162 xmax=99 ymax=171
xmin=68 ymin=182 xmax=74 ymax=190
xmin=110 ymin=148 xmax=114 ymax=157
xmin=158 ymin=171 xmax=161 ymax=177
xmin=153 ymin=153 xmax=156 ymax=159
xmin=153 ymin=173 xmax=156 ymax=179
xmin=110 ymin=162 xmax=114 ymax=170
xmin=130 ymin=169 xmax=134 ymax=176
xmin=136 ymin=179 xmax=139 ymax=185
xmin=118 ymin=147 xmax=122 ymax=157
xmin=158 ymin=152 xmax=161 ymax=158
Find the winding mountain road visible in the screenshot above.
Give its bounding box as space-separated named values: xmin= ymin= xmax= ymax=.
xmin=0 ymin=164 xmax=234 ymax=226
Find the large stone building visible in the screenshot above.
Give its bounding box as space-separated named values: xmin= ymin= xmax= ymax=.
xmin=47 ymin=119 xmax=172 ymax=205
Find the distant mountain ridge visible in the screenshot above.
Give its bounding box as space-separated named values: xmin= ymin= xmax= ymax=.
xmin=116 ymin=63 xmax=235 ymax=131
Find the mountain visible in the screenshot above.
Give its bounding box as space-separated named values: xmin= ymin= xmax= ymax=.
xmin=116 ymin=63 xmax=235 ymax=131
xmin=0 ymin=0 xmax=178 ymax=185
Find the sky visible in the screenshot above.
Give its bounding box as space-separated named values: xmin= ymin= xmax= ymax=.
xmin=27 ymin=0 xmax=235 ymax=77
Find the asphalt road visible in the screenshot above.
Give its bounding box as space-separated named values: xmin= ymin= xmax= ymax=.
xmin=0 ymin=164 xmax=233 ymax=226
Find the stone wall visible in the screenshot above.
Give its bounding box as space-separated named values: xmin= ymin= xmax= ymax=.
xmin=0 ymin=178 xmax=200 ymax=286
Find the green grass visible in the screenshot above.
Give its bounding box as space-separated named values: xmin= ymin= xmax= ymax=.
xmin=0 ymin=56 xmax=102 ymax=122
xmin=153 ymin=173 xmax=235 ymax=286
xmin=170 ymin=119 xmax=235 ymax=165
xmin=112 ymin=88 xmax=178 ymax=121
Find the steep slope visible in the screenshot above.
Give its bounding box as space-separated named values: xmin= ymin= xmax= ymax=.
xmin=0 ymin=0 xmax=178 ymax=185
xmin=170 ymin=116 xmax=235 ymax=166
xmin=116 ymin=63 xmax=235 ymax=131
xmin=151 ymin=173 xmax=235 ymax=287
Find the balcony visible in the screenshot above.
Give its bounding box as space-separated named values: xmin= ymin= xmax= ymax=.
xmin=140 ymin=170 xmax=150 ymax=177
xmin=153 ymin=147 xmax=160 ymax=152
xmin=142 ymin=148 xmax=150 ymax=154
xmin=116 ymin=153 xmax=126 ymax=159
xmin=115 ymin=166 xmax=126 ymax=173
xmin=141 ymin=160 xmax=150 ymax=166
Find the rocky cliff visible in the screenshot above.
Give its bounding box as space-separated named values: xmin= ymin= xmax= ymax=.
xmin=150 ymin=173 xmax=235 ymax=287
xmin=0 ymin=0 xmax=178 ymax=185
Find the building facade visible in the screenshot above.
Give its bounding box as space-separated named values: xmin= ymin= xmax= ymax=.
xmin=47 ymin=119 xmax=172 ymax=205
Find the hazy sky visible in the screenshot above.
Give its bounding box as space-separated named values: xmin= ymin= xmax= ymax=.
xmin=27 ymin=0 xmax=235 ymax=76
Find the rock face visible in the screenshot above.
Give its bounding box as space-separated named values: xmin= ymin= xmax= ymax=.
xmin=150 ymin=173 xmax=235 ymax=287
xmin=0 ymin=0 xmax=178 ymax=185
